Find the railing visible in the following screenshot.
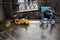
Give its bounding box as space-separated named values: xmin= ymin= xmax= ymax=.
xmin=16 ymin=1 xmax=39 ymax=12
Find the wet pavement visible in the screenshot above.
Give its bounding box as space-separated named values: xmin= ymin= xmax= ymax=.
xmin=0 ymin=20 xmax=60 ymax=40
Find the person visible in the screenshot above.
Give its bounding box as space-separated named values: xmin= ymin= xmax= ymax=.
xmin=40 ymin=10 xmax=52 ymax=29
xmin=48 ymin=9 xmax=55 ymax=33
xmin=43 ymin=10 xmax=54 ymax=19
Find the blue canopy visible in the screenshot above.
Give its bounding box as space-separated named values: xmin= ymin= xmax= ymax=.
xmin=41 ymin=6 xmax=51 ymax=19
xmin=41 ymin=6 xmax=50 ymax=13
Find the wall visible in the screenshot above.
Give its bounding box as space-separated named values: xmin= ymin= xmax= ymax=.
xmin=0 ymin=4 xmax=4 ymax=22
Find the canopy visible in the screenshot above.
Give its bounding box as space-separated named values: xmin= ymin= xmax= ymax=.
xmin=41 ymin=6 xmax=50 ymax=13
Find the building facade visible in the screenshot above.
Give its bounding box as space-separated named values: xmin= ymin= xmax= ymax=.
xmin=1 ymin=0 xmax=60 ymax=20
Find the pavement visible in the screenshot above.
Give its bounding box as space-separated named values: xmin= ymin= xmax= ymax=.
xmin=0 ymin=20 xmax=60 ymax=40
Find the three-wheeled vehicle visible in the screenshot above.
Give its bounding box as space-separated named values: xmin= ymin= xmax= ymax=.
xmin=40 ymin=6 xmax=55 ymax=31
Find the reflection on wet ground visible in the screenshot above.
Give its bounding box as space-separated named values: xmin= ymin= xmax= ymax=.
xmin=0 ymin=20 xmax=60 ymax=40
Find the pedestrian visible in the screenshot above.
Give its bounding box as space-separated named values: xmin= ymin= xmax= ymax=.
xmin=48 ymin=9 xmax=55 ymax=33
xmin=43 ymin=9 xmax=55 ymax=33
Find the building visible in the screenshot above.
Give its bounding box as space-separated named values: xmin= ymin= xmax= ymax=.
xmin=0 ymin=0 xmax=60 ymax=21
xmin=12 ymin=0 xmax=40 ymax=19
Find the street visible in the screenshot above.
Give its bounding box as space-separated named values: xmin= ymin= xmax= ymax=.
xmin=0 ymin=20 xmax=60 ymax=40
